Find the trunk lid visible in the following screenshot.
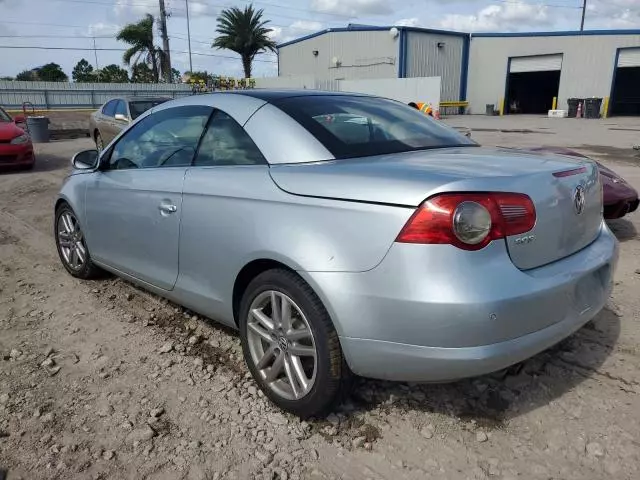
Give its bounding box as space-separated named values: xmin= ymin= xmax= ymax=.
xmin=269 ymin=147 xmax=603 ymax=269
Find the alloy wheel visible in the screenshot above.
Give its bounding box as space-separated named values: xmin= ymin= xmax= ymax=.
xmin=246 ymin=290 xmax=317 ymax=400
xmin=57 ymin=211 xmax=87 ymax=271
xmin=96 ymin=134 xmax=104 ymax=152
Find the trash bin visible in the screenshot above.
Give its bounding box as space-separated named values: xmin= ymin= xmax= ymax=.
xmin=486 ymin=104 xmax=495 ymax=116
xmin=584 ymin=98 xmax=603 ymax=119
xmin=567 ymin=98 xmax=583 ymax=118
xmin=26 ymin=116 xmax=50 ymax=143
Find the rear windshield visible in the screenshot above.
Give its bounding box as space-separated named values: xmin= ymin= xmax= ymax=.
xmin=273 ymin=95 xmax=476 ymax=159
xmin=129 ymin=99 xmax=168 ymax=119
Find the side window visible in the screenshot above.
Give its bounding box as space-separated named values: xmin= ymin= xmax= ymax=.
xmin=102 ymin=100 xmax=117 ymax=117
xmin=106 ymin=105 xmax=212 ymax=170
xmin=114 ymin=100 xmax=128 ymax=118
xmin=194 ymin=110 xmax=266 ymax=166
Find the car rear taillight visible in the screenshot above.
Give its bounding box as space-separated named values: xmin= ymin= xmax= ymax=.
xmin=396 ymin=193 xmax=536 ymax=250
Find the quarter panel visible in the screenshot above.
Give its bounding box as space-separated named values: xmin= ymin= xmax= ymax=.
xmin=175 ymin=166 xmax=412 ymax=322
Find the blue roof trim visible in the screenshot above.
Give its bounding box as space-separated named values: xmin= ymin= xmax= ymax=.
xmin=277 ymin=25 xmax=468 ymax=49
xmin=473 ymin=29 xmax=640 ymax=38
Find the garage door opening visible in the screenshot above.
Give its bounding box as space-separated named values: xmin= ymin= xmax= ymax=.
xmin=506 ymin=54 xmax=562 ymax=114
xmin=610 ymin=48 xmax=640 ymax=116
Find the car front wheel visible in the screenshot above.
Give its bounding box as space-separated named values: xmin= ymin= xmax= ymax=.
xmin=239 ymin=269 xmax=349 ymax=418
xmin=55 ymin=204 xmax=103 ymax=279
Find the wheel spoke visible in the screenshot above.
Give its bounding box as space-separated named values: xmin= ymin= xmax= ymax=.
xmin=284 ymin=355 xmax=301 ymax=398
xmin=280 ymin=296 xmax=292 ymax=332
xmin=270 ymin=291 xmax=281 ymax=327
xmin=264 ymin=351 xmax=285 ymax=383
xmin=75 ymin=242 xmax=86 ymax=262
xmin=256 ymin=344 xmax=277 ymax=370
xmin=287 ymin=328 xmax=311 ymax=342
xmin=291 ymin=356 xmax=310 ymax=392
xmin=289 ymin=344 xmax=316 ymax=358
xmin=251 ymin=308 xmax=274 ymax=332
xmin=70 ymin=248 xmax=79 ymax=268
xmin=61 ymin=214 xmax=73 ymax=234
xmin=248 ymin=321 xmax=273 ymax=344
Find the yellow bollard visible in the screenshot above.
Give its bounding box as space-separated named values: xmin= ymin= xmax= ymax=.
xmin=499 ymin=98 xmax=505 ymax=116
xmin=603 ymin=97 xmax=609 ymax=118
xmin=552 ymin=97 xmax=557 ymax=110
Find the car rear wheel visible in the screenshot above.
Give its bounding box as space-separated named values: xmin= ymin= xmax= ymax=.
xmin=55 ymin=204 xmax=103 ymax=279
xmin=95 ymin=132 xmax=104 ymax=152
xmin=239 ymin=269 xmax=349 ymax=418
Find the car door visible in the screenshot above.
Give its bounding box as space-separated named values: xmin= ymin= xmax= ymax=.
xmin=84 ymin=104 xmax=213 ymax=290
xmin=98 ymin=100 xmax=118 ymax=144
xmin=177 ymin=109 xmax=270 ymax=323
xmin=113 ymin=99 xmax=130 ymax=137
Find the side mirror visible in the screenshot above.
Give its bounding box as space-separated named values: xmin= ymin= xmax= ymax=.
xmin=72 ymin=149 xmax=99 ymax=170
xmin=13 ymin=115 xmax=26 ymax=124
xmin=114 ymin=113 xmax=128 ymax=122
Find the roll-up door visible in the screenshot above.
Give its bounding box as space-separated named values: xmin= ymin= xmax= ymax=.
xmin=510 ymin=54 xmax=563 ymax=73
xmin=618 ymin=48 xmax=640 ymax=68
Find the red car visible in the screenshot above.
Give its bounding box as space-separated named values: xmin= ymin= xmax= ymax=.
xmin=0 ymin=106 xmax=35 ymax=170
xmin=526 ymin=146 xmax=638 ymax=220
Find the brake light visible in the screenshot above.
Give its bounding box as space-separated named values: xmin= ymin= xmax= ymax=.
xmin=396 ymin=193 xmax=536 ymax=250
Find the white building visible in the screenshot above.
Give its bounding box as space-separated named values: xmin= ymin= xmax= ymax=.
xmin=277 ymin=25 xmax=640 ymax=116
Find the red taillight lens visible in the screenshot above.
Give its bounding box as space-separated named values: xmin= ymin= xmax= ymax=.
xmin=396 ymin=192 xmax=536 ymax=250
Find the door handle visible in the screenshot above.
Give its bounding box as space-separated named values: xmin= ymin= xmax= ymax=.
xmin=158 ymin=204 xmax=177 ymax=214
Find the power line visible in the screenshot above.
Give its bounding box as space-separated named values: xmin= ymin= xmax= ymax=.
xmin=0 ymin=44 xmax=278 ymax=63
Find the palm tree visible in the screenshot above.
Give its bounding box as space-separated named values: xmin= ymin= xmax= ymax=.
xmin=212 ymin=4 xmax=277 ymax=79
xmin=116 ymin=14 xmax=166 ymax=83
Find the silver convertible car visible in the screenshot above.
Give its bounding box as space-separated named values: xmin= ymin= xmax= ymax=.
xmin=55 ymin=91 xmax=618 ymax=417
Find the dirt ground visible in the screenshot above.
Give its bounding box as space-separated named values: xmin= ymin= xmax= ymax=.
xmin=1 ymin=116 xmax=640 ymax=480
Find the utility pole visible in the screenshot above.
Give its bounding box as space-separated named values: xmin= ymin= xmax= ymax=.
xmin=185 ymin=0 xmax=193 ymax=73
xmin=580 ymin=0 xmax=587 ymax=31
xmin=93 ymin=37 xmax=99 ymax=70
xmin=158 ymin=0 xmax=172 ymax=82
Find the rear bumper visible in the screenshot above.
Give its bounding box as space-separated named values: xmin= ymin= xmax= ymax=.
xmin=304 ymin=222 xmax=618 ymax=382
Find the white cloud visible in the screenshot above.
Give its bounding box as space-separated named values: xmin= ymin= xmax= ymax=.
xmin=311 ymin=0 xmax=392 ymax=16
xmin=439 ymin=1 xmax=553 ymax=32
xmin=394 ymin=18 xmax=420 ymax=27
xmin=587 ymin=0 xmax=640 ymax=28
xmin=270 ymin=20 xmax=324 ymax=44
xmin=87 ymin=22 xmax=121 ymax=36
xmin=114 ymin=0 xmax=157 ymax=18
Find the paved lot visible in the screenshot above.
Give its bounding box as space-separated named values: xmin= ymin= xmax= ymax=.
xmin=1 ymin=116 xmax=639 ymax=479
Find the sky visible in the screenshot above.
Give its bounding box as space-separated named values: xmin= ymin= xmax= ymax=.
xmin=0 ymin=0 xmax=639 ymax=79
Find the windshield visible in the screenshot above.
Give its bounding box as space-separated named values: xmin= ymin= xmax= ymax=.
xmin=129 ymin=99 xmax=168 ymax=119
xmin=274 ymin=95 xmax=476 ymax=159
xmin=0 ymin=107 xmax=11 ymax=122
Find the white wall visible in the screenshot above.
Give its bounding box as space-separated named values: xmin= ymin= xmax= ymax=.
xmin=467 ymin=34 xmax=640 ymax=114
xmin=253 ymin=75 xmax=442 ymax=108
xmin=338 ymin=77 xmax=441 ymax=107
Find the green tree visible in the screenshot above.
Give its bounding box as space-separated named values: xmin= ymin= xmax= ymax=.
xmin=0 ymin=76 xmax=13 ymax=81
xmin=15 ymin=70 xmax=36 ymax=81
xmin=72 ymin=59 xmax=94 ymax=82
xmin=171 ymin=68 xmax=182 ymax=83
xmin=131 ymin=63 xmax=155 ymax=83
xmin=116 ymin=14 xmax=166 ymax=83
xmin=35 ymin=63 xmax=68 ymax=82
xmin=212 ymin=4 xmax=276 ymax=78
xmin=95 ymin=64 xmax=130 ymax=83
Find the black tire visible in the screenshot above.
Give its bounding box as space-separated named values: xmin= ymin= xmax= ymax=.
xmin=54 ymin=203 xmax=104 ymax=279
xmin=239 ymin=269 xmax=350 ymax=418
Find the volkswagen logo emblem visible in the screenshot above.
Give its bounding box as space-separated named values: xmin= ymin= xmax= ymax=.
xmin=574 ymin=184 xmax=586 ymax=215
